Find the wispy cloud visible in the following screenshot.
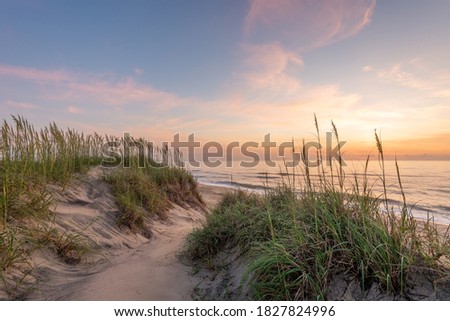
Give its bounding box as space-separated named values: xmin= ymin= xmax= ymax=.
xmin=362 ymin=65 xmax=374 ymax=72
xmin=376 ymin=64 xmax=432 ymax=91
xmin=0 ymin=64 xmax=70 ymax=83
xmin=233 ymin=0 xmax=375 ymax=124
xmin=237 ymin=42 xmax=302 ymax=94
xmin=60 ymin=77 xmax=185 ymax=108
xmin=244 ymin=0 xmax=376 ymax=51
xmin=364 ymin=60 xmax=450 ymax=98
xmin=67 ymin=106 xmax=85 ymax=115
xmin=0 ymin=64 xmax=186 ymax=108
xmin=2 ymin=99 xmax=40 ymax=110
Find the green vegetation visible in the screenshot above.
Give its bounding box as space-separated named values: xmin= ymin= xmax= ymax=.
xmin=30 ymin=224 xmax=92 ymax=265
xmin=0 ymin=115 xmax=105 ymax=281
xmin=0 ymin=115 xmax=105 ymax=226
xmin=183 ymin=118 xmax=450 ymax=300
xmin=0 ymin=227 xmax=29 ymax=271
xmin=106 ymin=164 xmax=203 ymax=234
xmin=0 ymin=115 xmax=202 ymax=297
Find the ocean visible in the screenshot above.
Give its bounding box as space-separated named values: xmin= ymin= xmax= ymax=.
xmin=191 ymin=160 xmax=450 ymax=224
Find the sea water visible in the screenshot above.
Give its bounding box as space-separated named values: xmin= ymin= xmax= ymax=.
xmin=191 ymin=160 xmax=450 ymax=224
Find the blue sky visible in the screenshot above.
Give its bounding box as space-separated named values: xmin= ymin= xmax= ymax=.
xmin=1 ymin=0 xmax=450 ymax=158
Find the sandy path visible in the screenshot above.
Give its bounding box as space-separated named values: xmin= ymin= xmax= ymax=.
xmin=59 ymin=205 xmax=205 ymax=300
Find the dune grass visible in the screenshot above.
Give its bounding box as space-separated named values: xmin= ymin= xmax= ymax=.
xmin=0 ymin=115 xmax=202 ymax=296
xmin=105 ymin=161 xmax=204 ymax=234
xmin=30 ymin=223 xmax=92 ymax=265
xmin=0 ymin=227 xmax=29 ymax=271
xmin=182 ymin=120 xmax=450 ymax=300
xmin=0 ymin=115 xmax=105 ymax=226
xmin=0 ymin=115 xmax=105 ymax=279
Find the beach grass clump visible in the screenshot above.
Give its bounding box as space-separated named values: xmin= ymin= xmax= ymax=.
xmin=0 ymin=227 xmax=36 ymax=299
xmin=1 ymin=115 xmax=105 ymax=225
xmin=182 ymin=119 xmax=449 ymax=300
xmin=106 ymin=168 xmax=170 ymax=233
xmin=105 ymin=160 xmax=204 ymax=233
xmin=0 ymin=228 xmax=29 ymax=272
xmin=150 ymin=166 xmax=203 ymax=208
xmin=0 ymin=115 xmax=105 ymax=285
xmin=182 ymin=190 xmax=265 ymax=260
xmin=244 ymin=187 xmax=413 ymax=300
xmin=31 ymin=225 xmax=91 ymax=265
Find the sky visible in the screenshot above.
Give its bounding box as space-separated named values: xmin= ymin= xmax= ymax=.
xmin=1 ymin=0 xmax=450 ymax=159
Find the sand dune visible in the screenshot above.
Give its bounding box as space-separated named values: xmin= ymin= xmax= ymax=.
xmin=7 ymin=169 xmax=227 ymax=301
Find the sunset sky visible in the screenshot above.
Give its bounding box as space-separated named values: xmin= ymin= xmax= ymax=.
xmin=1 ymin=0 xmax=449 ymax=159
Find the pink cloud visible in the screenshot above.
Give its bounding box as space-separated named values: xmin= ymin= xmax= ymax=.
xmin=62 ymin=77 xmax=185 ymax=107
xmin=0 ymin=64 xmax=70 ymax=83
xmin=236 ymin=1 xmax=375 ymax=101
xmin=3 ymin=100 xmax=40 ymax=110
xmin=238 ymin=42 xmax=302 ymax=94
xmin=377 ymin=64 xmax=431 ymax=90
xmin=244 ymin=0 xmax=376 ymax=51
xmin=0 ymin=64 xmax=186 ymax=108
xmin=362 ymin=65 xmax=374 ymax=72
xmin=372 ymin=62 xmax=450 ymax=98
xmin=67 ymin=106 xmax=85 ymax=115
